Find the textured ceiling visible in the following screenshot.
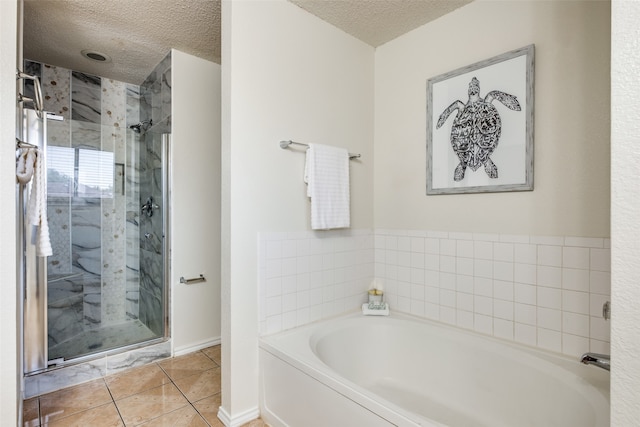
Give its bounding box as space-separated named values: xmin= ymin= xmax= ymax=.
xmin=23 ymin=0 xmax=221 ymax=85
xmin=23 ymin=0 xmax=471 ymax=85
xmin=289 ymin=0 xmax=472 ymax=47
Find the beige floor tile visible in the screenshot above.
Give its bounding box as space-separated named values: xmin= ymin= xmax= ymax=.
xmin=173 ymin=367 xmax=221 ymax=402
xmin=240 ymin=419 xmax=266 ymax=427
xmin=158 ymin=352 xmax=218 ymax=381
xmin=105 ymin=363 xmax=170 ymax=400
xmin=39 ymin=379 xmax=112 ymax=424
xmin=201 ymin=345 xmax=221 ymax=366
xmin=115 ymin=382 xmax=189 ymax=426
xmin=43 ymin=402 xmax=123 ymax=427
xmin=23 ymin=397 xmax=40 ymax=427
xmin=136 ymin=405 xmax=209 ymax=427
xmin=192 ymin=393 xmax=222 ymax=426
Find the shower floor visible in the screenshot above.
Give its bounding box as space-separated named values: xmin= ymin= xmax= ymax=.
xmin=49 ymin=320 xmax=160 ymax=362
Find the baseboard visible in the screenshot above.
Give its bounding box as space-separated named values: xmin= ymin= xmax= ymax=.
xmin=173 ymin=336 xmax=221 ymax=357
xmin=218 ymin=405 xmax=261 ymax=427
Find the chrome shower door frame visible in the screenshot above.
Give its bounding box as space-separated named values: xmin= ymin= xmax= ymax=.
xmin=21 ymin=108 xmax=48 ymax=375
xmin=162 ymin=133 xmax=171 ymax=339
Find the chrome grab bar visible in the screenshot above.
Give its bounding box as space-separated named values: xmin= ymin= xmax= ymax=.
xmin=580 ymin=353 xmax=610 ymax=371
xmin=179 ymin=274 xmax=206 ymax=285
xmin=16 ymin=138 xmax=39 ymax=150
xmin=279 ymin=140 xmax=361 ymax=160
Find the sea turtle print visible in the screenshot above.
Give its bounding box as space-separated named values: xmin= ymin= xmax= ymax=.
xmin=436 ymin=77 xmax=521 ymax=181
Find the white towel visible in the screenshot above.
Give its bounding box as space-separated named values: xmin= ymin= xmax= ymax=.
xmin=26 ymin=149 xmax=52 ymax=257
xmin=16 ymin=148 xmax=36 ymax=184
xmin=304 ymin=143 xmax=350 ymax=230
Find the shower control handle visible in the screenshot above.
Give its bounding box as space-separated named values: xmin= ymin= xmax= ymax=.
xmin=141 ymin=197 xmax=159 ymax=217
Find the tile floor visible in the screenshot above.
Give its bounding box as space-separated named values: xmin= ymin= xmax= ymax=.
xmin=23 ymin=345 xmax=266 ymax=427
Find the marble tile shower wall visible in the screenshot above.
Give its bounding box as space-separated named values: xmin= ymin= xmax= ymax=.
xmin=101 ymin=77 xmax=131 ymax=325
xmin=137 ymin=132 xmax=165 ymax=335
xmin=24 ymin=60 xmax=142 ymax=346
xmin=258 ymin=230 xmax=375 ymax=335
xmin=141 ymin=52 xmax=172 ymax=128
xmin=375 ymin=230 xmax=611 ymax=357
xmin=137 ymin=52 xmax=171 ymax=335
xmin=125 ymin=86 xmax=142 ymax=321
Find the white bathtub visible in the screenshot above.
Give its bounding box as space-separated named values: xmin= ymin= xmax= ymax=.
xmin=259 ymin=312 xmax=609 ymax=427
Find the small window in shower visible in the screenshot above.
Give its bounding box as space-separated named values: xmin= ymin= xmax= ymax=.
xmin=47 ymin=146 xmax=74 ymax=197
xmin=47 ymin=146 xmax=114 ymax=198
xmin=77 ymin=149 xmax=114 ymax=198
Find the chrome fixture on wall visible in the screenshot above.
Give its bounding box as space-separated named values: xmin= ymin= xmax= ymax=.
xmin=142 ymin=197 xmax=160 ymax=217
xmin=129 ymin=119 xmax=152 ymax=133
xmin=17 ymin=70 xmax=44 ymax=118
xmin=580 ymin=353 xmax=610 ymax=371
xmin=279 ymin=139 xmax=361 ymax=160
xmin=602 ymin=301 xmax=611 ymax=320
xmin=179 ymin=274 xmax=206 ymax=285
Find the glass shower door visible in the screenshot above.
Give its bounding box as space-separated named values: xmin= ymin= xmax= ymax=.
xmin=47 ymin=121 xmax=165 ymax=362
xmin=29 ymin=116 xmax=167 ymax=368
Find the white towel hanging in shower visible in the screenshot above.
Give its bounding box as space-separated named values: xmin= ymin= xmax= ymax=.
xmin=16 ymin=147 xmax=36 ymax=184
xmin=304 ymin=143 xmax=350 ymax=230
xmin=26 ymin=149 xmax=52 ymax=257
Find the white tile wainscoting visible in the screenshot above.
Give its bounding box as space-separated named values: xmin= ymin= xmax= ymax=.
xmin=258 ymin=230 xmax=375 ymax=335
xmin=258 ymin=229 xmax=610 ymax=358
xmin=374 ymin=230 xmax=610 ymax=357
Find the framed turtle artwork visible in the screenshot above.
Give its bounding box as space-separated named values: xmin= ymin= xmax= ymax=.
xmin=426 ymin=44 xmax=534 ymax=195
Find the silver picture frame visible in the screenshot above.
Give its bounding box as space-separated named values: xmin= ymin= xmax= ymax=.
xmin=426 ymin=44 xmax=534 ymax=195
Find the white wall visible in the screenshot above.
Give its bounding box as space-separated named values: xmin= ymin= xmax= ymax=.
xmin=221 ymin=0 xmax=374 ymax=422
xmin=370 ymin=0 xmax=611 ymax=364
xmin=611 ymin=0 xmax=640 ymax=424
xmin=171 ymin=50 xmax=222 ymax=353
xmin=1 ymin=0 xmax=19 ymax=424
xmin=375 ymin=0 xmax=610 ymax=238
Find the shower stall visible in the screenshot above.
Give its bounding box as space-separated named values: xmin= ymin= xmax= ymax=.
xmin=19 ymin=55 xmax=172 ymax=375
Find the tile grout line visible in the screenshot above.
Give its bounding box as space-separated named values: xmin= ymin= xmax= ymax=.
xmin=25 ymin=346 xmax=223 ymax=427
xmin=176 ymin=349 xmax=219 ymax=426
xmin=103 ymin=377 xmax=126 ymax=426
xmin=183 ymin=349 xmax=220 ymax=426
xmin=146 ymin=354 xmax=215 ymax=426
xmin=126 ymin=361 xmax=186 ymax=427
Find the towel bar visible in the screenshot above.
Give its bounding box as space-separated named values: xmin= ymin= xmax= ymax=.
xmin=279 ymin=140 xmax=361 ymax=160
xmin=179 ymin=274 xmax=206 ymax=285
xmin=16 ymin=138 xmax=38 ymax=149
